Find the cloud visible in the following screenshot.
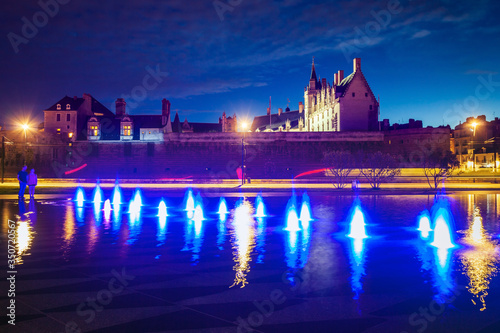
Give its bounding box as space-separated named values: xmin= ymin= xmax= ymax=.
xmin=465 ymin=69 xmax=499 ymax=75
xmin=411 ymin=29 xmax=431 ymax=39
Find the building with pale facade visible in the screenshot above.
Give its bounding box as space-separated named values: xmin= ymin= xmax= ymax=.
xmin=304 ymin=58 xmax=379 ymax=132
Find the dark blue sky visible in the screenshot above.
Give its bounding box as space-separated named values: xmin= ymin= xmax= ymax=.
xmin=1 ymin=0 xmax=499 ymax=128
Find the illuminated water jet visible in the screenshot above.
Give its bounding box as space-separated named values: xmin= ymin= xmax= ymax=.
xmin=103 ymin=199 xmax=112 ymax=221
xmin=255 ymin=194 xmax=266 ymax=217
xmin=417 ymin=210 xmax=432 ymax=239
xmin=133 ymin=188 xmax=143 ymax=207
xmin=299 ymin=192 xmax=312 ymax=230
xmin=75 ymin=187 xmax=85 ymax=208
xmin=431 ymin=207 xmax=456 ymax=249
xmin=218 ymin=197 xmax=229 ymax=221
xmin=158 ymin=200 xmax=168 ymax=217
xmin=112 ymin=184 xmax=122 ymax=206
xmin=185 ymin=189 xmax=195 ymax=219
xmin=347 ymin=205 xmax=368 ymax=240
xmin=284 ymin=194 xmax=300 ymax=231
xmin=92 ymin=184 xmax=103 ymax=203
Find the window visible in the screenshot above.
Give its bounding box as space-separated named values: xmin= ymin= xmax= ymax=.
xmin=123 ymin=125 xmax=131 ymax=136
xmin=57 ymin=128 xmax=61 ymax=133
xmin=369 ymin=105 xmax=373 ymax=110
xmin=352 ymin=92 xmax=355 ymax=97
xmin=90 ymin=125 xmax=99 ymax=136
xmin=57 ymin=104 xmax=61 ymax=110
xmin=365 ymin=93 xmax=368 ymax=97
xmin=66 ymin=104 xmax=71 ymax=110
xmin=67 ymin=114 xmax=70 ymax=121
xmin=57 ymin=114 xmax=61 ymax=121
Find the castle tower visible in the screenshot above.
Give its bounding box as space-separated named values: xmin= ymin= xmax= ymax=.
xmin=162 ymin=98 xmax=172 ymax=132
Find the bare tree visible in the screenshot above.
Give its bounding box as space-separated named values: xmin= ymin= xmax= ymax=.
xmin=323 ymin=150 xmax=357 ymax=188
xmin=423 ymin=151 xmax=460 ymax=189
xmin=359 ymin=151 xmax=401 ymax=189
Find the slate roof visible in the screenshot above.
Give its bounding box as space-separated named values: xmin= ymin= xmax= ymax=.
xmin=251 ymin=110 xmax=303 ymax=132
xmin=45 ymin=95 xmax=115 ymax=117
xmin=46 ymin=96 xmax=84 ymax=111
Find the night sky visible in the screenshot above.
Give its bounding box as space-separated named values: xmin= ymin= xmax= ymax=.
xmin=1 ymin=0 xmax=499 ymax=128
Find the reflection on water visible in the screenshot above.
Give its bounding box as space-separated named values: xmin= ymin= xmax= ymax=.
xmin=157 ymin=200 xmax=168 ymax=245
xmin=62 ymin=203 xmax=76 ymax=259
xmin=255 ymin=217 xmax=267 ymax=263
xmin=229 ymin=199 xmax=257 ymax=288
xmin=346 ymin=201 xmax=369 ymax=299
xmin=127 ymin=196 xmax=142 ymax=245
xmin=16 ymin=199 xmax=34 ymax=265
xmin=459 ymin=206 xmax=499 ymax=311
xmin=182 ymin=198 xmax=205 ymax=263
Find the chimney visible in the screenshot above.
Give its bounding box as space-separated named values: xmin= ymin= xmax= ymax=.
xmin=334 ymin=73 xmax=338 ymax=85
xmin=353 ymin=58 xmax=361 ymax=72
xmin=337 ymin=70 xmax=344 ymax=83
xmin=299 ymin=102 xmax=304 ymax=113
xmin=115 ymin=98 xmax=126 ymax=116
xmin=162 ymin=99 xmax=171 ymax=124
xmin=278 ymin=108 xmax=283 ymax=116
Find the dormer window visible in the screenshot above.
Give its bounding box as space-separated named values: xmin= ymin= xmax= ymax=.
xmin=120 ymin=116 xmax=133 ymax=140
xmin=88 ymin=117 xmax=101 ymax=140
xmin=66 ymin=104 xmax=71 ymax=110
xmin=57 ymin=104 xmax=61 ymax=110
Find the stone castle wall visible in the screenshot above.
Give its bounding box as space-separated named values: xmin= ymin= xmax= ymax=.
xmin=1 ymin=129 xmax=450 ymax=179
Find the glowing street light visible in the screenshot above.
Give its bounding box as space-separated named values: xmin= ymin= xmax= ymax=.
xmin=240 ymin=120 xmax=249 ymax=186
xmin=21 ymin=123 xmax=29 ymax=143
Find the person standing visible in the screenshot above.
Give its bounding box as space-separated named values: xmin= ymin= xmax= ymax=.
xmin=27 ymin=168 xmax=38 ymax=198
xmin=17 ymin=165 xmax=28 ymax=198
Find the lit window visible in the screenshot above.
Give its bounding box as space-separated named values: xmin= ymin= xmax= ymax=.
xmin=66 ymin=104 xmax=71 ymax=110
xmin=123 ymin=125 xmax=131 ymax=136
xmin=67 ymin=114 xmax=70 ymax=121
xmin=57 ymin=104 xmax=61 ymax=110
xmin=57 ymin=114 xmax=61 ymax=121
xmin=57 ymin=128 xmax=61 ymax=132
xmin=68 ymin=132 xmax=73 ymax=138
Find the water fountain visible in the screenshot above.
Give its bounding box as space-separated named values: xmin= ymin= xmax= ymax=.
xmin=103 ymin=199 xmax=112 ymax=221
xmin=92 ymin=184 xmax=103 ymax=203
xmin=347 ymin=205 xmax=368 ymax=240
xmin=299 ymin=192 xmax=313 ymax=230
xmin=157 ymin=200 xmax=168 ymax=245
xmin=255 ymin=194 xmax=266 ymax=218
xmin=184 ymin=189 xmax=195 ymax=219
xmin=75 ymin=187 xmax=85 ymax=208
xmin=218 ymin=197 xmax=229 ymax=221
xmin=112 ymin=183 xmax=122 ymax=206
xmin=284 ymin=194 xmax=300 ymax=232
xmin=417 ymin=210 xmax=432 ymax=239
xmin=158 ymin=200 xmax=168 ymax=218
xmin=430 ymin=207 xmax=456 ymax=249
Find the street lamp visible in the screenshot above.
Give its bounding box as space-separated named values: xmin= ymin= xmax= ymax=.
xmin=21 ymin=124 xmax=29 ymax=143
xmin=470 ymin=122 xmax=478 ymax=171
xmin=240 ymin=121 xmax=249 ymax=186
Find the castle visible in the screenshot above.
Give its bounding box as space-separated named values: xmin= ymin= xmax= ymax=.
xmin=251 ymin=58 xmax=379 ymax=132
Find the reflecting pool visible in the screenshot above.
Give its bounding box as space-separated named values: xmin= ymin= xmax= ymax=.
xmin=1 ymin=191 xmax=500 ymax=332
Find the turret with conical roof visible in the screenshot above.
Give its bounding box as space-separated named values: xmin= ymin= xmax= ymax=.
xmin=309 ymin=58 xmax=318 ymax=90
